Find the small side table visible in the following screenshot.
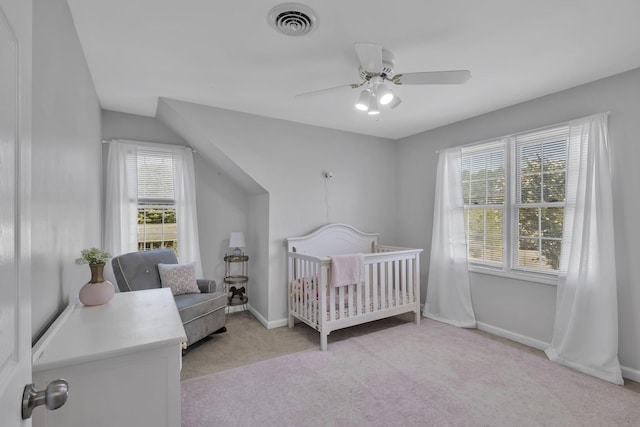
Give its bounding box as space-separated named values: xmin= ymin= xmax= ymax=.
xmin=224 ymin=254 xmax=249 ymax=310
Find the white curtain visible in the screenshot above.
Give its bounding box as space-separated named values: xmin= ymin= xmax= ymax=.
xmin=104 ymin=141 xmax=138 ymax=255
xmin=545 ymin=113 xmax=623 ymax=385
xmin=173 ymin=146 xmax=203 ymax=277
xmin=423 ymin=147 xmax=476 ymax=328
xmin=104 ymin=140 xmax=203 ymax=277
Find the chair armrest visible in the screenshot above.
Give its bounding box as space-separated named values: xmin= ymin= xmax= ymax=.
xmin=196 ymin=279 xmax=218 ymax=293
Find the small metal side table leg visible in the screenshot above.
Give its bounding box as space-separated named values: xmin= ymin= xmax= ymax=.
xmin=224 ymin=254 xmax=249 ymax=316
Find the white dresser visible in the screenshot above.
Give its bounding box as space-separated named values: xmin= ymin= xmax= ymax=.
xmin=32 ymin=288 xmax=186 ymax=427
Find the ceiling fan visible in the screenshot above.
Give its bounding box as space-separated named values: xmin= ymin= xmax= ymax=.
xmin=297 ymin=42 xmax=471 ymax=115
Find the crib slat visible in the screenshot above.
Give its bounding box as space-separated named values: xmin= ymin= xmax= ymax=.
xmin=366 ymin=263 xmax=373 ymax=314
xmin=300 ymin=260 xmax=306 ymax=320
xmin=359 ymin=264 xmax=367 ymax=315
xmin=393 ymin=260 xmax=400 ymax=307
xmin=407 ymin=258 xmax=415 ymax=303
xmin=401 ymin=258 xmax=407 ymax=305
xmin=347 ymin=285 xmax=354 ymax=318
xmin=387 ymin=260 xmax=393 ymax=309
xmin=314 ymin=261 xmax=319 ymax=324
xmin=371 ymin=264 xmax=384 ymax=311
xmin=355 ymin=269 xmax=361 ymax=316
xmin=349 ymin=284 xmax=355 ymax=317
xmin=329 ymin=282 xmax=336 ymax=321
xmin=303 ymin=259 xmax=308 ymax=316
xmin=308 ymin=261 xmax=314 ymax=324
xmin=294 ymin=258 xmax=300 ymax=316
xmin=380 ymin=262 xmax=388 ymax=311
xmin=303 ymin=260 xmax=309 ymax=323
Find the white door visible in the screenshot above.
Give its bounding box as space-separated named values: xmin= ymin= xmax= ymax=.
xmin=0 ymin=0 xmax=32 ymax=425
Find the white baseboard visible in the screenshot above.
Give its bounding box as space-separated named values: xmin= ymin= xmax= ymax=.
xmin=475 ymin=321 xmax=639 ymax=383
xmin=475 ymin=321 xmax=550 ymax=351
xmin=265 ymin=317 xmax=289 ymax=329
xmin=621 ymin=365 xmax=640 ymax=383
xmin=227 ymin=300 xmax=289 ymax=329
xmin=242 ymin=305 xmax=288 ymax=330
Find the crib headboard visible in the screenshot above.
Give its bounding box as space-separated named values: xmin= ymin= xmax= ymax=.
xmin=285 ymin=223 xmax=379 ymax=256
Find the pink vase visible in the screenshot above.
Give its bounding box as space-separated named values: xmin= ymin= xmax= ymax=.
xmin=79 ymin=281 xmax=115 ymax=306
xmin=79 ymin=263 xmax=115 ymax=306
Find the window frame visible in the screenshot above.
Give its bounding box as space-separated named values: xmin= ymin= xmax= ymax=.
xmin=462 ymin=124 xmax=569 ymax=285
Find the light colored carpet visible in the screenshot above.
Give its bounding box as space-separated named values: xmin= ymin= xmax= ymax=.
xmin=180 ymin=311 xmax=413 ymax=380
xmin=181 ymin=318 xmax=640 ymax=426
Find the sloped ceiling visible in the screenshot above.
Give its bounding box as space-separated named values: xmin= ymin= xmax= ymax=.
xmin=67 ymin=0 xmax=640 ymax=139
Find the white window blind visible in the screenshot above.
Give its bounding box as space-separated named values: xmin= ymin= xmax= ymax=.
xmin=462 ymin=141 xmax=506 ymax=266
xmin=133 ymin=148 xmax=175 ymax=202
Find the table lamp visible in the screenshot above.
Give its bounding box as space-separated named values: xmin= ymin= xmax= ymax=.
xmin=229 ymin=232 xmax=245 ymax=256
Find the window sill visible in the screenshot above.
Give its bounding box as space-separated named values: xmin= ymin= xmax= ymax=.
xmin=468 ymin=264 xmax=558 ymax=286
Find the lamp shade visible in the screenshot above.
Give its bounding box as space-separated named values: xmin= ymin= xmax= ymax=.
xmin=355 ymin=89 xmax=370 ymax=111
xmin=367 ymin=92 xmax=380 ymax=115
xmin=374 ymin=83 xmax=394 ymax=105
xmin=229 ymin=232 xmax=245 ymax=249
xmin=388 ymin=93 xmax=402 ymax=109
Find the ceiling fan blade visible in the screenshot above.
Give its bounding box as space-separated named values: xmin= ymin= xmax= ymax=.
xmin=393 ymin=70 xmax=471 ymax=85
xmin=295 ymin=83 xmax=355 ymax=98
xmin=354 ymin=42 xmax=383 ymax=73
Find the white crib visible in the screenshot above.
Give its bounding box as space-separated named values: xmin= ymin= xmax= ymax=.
xmin=286 ymin=223 xmax=422 ymax=351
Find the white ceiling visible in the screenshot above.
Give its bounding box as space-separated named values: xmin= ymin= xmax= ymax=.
xmin=66 ymin=0 xmax=640 ymax=140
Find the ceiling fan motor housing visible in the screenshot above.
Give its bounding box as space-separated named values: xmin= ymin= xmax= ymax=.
xmin=359 ymin=49 xmax=396 ymax=80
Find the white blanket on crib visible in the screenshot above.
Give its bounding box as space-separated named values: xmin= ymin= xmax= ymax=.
xmin=330 ymin=253 xmax=364 ymax=287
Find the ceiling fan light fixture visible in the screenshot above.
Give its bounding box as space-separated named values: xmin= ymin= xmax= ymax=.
xmin=355 ymin=89 xmax=370 ymax=111
xmin=367 ymin=92 xmax=380 ymax=115
xmin=388 ymin=94 xmax=402 ymax=109
xmin=375 ymin=83 xmax=394 ymax=105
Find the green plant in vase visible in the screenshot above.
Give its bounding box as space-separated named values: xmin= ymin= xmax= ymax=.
xmin=75 ymin=247 xmax=111 ymax=266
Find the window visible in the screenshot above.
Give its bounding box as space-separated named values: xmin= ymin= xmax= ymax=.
xmin=133 ymin=148 xmax=178 ymax=252
xmin=105 ymin=139 xmax=201 ymax=266
xmin=462 ymin=125 xmax=569 ymax=279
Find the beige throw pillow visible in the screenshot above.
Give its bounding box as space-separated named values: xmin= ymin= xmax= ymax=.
xmin=158 ymin=262 xmax=200 ymax=296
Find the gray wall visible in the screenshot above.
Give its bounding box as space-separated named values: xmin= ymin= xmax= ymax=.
xmin=247 ymin=193 xmax=270 ymax=320
xmin=397 ymin=67 xmax=640 ymax=380
xmin=31 ymin=0 xmax=102 ymax=340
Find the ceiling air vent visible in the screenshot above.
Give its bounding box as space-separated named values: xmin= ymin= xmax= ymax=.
xmin=268 ymin=3 xmax=318 ymax=36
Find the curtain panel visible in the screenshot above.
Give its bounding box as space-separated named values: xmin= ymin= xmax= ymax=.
xmin=545 ymin=113 xmax=623 ymax=385
xmin=423 ymin=147 xmax=476 ymax=328
xmin=104 ymin=140 xmax=138 ymax=255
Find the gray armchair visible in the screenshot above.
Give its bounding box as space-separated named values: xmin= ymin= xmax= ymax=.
xmin=111 ymin=249 xmax=227 ymax=349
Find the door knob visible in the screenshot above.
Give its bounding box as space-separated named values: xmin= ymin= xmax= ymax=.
xmin=22 ymin=379 xmax=69 ymax=419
